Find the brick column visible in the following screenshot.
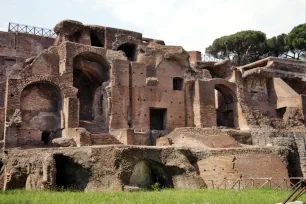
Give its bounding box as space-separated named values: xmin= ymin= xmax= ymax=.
xmin=193 ymin=80 xmax=216 ymax=127
xmin=188 ymin=51 xmax=202 ymax=63
xmin=64 ymin=97 xmax=79 ymax=128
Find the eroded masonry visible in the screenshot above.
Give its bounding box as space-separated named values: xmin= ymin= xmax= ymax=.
xmin=0 ymin=20 xmax=306 ymax=191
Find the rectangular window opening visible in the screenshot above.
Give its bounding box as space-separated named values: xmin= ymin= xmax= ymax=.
xmin=173 ymin=78 xmax=183 ymax=90
xmin=41 ymin=132 xmax=51 ymax=145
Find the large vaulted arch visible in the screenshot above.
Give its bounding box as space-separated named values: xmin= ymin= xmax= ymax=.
xmin=73 ymin=52 xmax=110 ymax=130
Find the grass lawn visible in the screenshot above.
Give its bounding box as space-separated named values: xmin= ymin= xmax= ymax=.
xmin=0 ymin=188 xmax=305 ymax=204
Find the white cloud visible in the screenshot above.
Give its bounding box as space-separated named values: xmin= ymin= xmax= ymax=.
xmin=93 ymin=0 xmax=304 ymax=53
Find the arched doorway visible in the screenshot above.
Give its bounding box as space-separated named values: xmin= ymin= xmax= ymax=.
xmin=215 ymin=84 xmax=238 ymax=128
xmin=73 ymin=52 xmax=110 ymax=129
xmin=20 ymin=82 xmax=62 ymax=146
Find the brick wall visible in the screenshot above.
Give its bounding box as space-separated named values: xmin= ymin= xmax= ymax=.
xmin=0 ymin=31 xmax=54 ymax=59
xmin=198 ymin=148 xmax=289 ymax=189
xmin=131 ymin=60 xmax=186 ymax=131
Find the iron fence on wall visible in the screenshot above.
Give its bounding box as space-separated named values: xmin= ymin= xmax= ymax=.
xmin=201 ymin=54 xmax=225 ymax=62
xmin=8 ymin=22 xmax=56 ymax=38
xmin=206 ymin=177 xmax=304 ymax=191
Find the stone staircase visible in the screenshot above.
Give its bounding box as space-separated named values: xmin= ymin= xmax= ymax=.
xmin=79 ymin=120 xmax=122 ymax=146
xmin=91 ymin=133 xmax=122 ymax=145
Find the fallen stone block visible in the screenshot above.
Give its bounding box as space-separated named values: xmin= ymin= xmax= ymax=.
xmin=52 ymin=138 xmax=76 ymax=147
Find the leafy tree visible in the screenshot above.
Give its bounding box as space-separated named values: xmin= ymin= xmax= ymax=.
xmin=206 ymin=24 xmax=306 ymax=65
xmin=206 ymin=30 xmax=267 ymax=66
xmin=265 ymin=34 xmax=287 ymax=57
xmin=284 ymin=23 xmax=306 ymax=60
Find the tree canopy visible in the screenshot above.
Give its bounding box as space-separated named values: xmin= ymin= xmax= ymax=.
xmin=265 ymin=34 xmax=287 ymax=57
xmin=285 ymin=24 xmax=306 ymax=60
xmin=206 ymin=23 xmax=306 ymax=65
xmin=206 ymin=30 xmax=267 ymax=65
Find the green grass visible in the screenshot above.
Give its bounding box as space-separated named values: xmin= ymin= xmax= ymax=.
xmin=0 ymin=188 xmax=305 ymax=204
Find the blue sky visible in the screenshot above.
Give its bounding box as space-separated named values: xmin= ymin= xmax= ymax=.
xmin=0 ymin=0 xmax=305 ymax=52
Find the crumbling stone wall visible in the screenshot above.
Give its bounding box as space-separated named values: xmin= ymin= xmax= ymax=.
xmin=1 ymin=146 xmax=207 ymax=191
xmin=0 ymin=20 xmax=306 ymax=189
xmin=0 ymin=145 xmax=289 ymax=191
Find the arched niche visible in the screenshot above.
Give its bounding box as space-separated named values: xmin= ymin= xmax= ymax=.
xmin=20 ymin=82 xmax=62 ymax=145
xmin=128 ymin=160 xmax=185 ymax=190
xmin=73 ymin=52 xmax=110 ymax=123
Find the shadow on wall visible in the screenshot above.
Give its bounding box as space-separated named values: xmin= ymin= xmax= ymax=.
xmin=54 ymin=154 xmax=91 ymax=191
xmin=129 ymin=160 xmax=185 ymax=189
xmin=0 ymin=161 xmax=4 ymax=190
xmin=287 ymin=148 xmax=303 ymax=180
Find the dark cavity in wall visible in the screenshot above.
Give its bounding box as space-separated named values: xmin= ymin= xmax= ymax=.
xmin=90 ymin=31 xmax=104 ymax=47
xmin=54 ymin=155 xmax=91 ymax=191
xmin=117 ymin=43 xmax=136 ymax=61
xmin=287 ymin=146 xmax=303 ymax=184
xmin=5 ymin=166 xmax=28 ymax=190
xmin=150 ymin=108 xmax=167 ymax=130
xmin=41 ymin=131 xmax=51 ymax=145
xmin=276 ymin=107 xmax=287 ymax=119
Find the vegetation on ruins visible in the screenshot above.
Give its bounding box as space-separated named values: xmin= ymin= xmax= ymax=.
xmin=1 ymin=189 xmax=306 ymax=204
xmin=206 ymin=23 xmax=306 ymax=65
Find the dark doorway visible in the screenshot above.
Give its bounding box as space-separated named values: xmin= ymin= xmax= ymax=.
xmin=41 ymin=132 xmax=51 ymax=145
xmin=215 ymin=88 xmax=235 ymax=128
xmin=150 ymin=108 xmax=167 ymax=130
xmin=117 ymin=43 xmax=136 ymax=61
xmin=54 ymin=155 xmax=91 ymax=191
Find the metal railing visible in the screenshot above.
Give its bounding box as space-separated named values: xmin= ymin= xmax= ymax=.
xmin=206 ymin=177 xmax=304 ymax=190
xmin=8 ymin=22 xmax=56 ymax=38
xmin=202 ymin=54 xmax=224 ymax=62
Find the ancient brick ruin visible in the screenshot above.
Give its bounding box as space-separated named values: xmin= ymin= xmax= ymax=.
xmin=0 ymin=20 xmax=306 ymax=191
